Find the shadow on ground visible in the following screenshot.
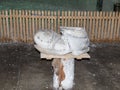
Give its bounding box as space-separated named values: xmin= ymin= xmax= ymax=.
xmin=0 ymin=43 xmax=120 ymax=90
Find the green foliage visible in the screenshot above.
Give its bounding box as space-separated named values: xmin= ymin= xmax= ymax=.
xmin=0 ymin=0 xmax=97 ymax=11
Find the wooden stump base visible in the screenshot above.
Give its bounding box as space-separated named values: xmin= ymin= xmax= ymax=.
xmin=52 ymin=58 xmax=74 ymax=90
xmin=40 ymin=53 xmax=90 ymax=90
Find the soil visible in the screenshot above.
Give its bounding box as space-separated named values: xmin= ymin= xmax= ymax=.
xmin=0 ymin=43 xmax=120 ymax=90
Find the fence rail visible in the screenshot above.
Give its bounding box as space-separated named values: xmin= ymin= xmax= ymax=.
xmin=0 ymin=10 xmax=120 ymax=43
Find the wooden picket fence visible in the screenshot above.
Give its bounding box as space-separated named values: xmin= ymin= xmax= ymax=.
xmin=0 ymin=10 xmax=120 ymax=43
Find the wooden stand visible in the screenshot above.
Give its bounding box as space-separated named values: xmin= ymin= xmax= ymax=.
xmin=40 ymin=53 xmax=90 ymax=90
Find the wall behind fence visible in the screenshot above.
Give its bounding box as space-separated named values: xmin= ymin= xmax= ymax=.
xmin=0 ymin=10 xmax=120 ymax=43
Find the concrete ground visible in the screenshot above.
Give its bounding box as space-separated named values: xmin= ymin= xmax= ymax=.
xmin=0 ymin=43 xmax=120 ymax=90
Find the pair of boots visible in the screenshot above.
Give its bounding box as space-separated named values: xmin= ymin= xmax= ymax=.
xmin=34 ymin=27 xmax=89 ymax=55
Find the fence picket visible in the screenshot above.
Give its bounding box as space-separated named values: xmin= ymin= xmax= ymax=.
xmin=54 ymin=11 xmax=57 ymax=32
xmin=107 ymin=12 xmax=112 ymax=41
xmin=89 ymin=11 xmax=92 ymax=39
xmin=57 ymin=11 xmax=60 ymax=33
xmin=19 ymin=10 xmax=22 ymax=41
xmin=2 ymin=11 xmax=5 ymax=42
xmin=110 ymin=12 xmax=115 ymax=41
xmin=5 ymin=10 xmax=9 ymax=42
xmin=101 ymin=12 xmax=105 ymax=40
xmin=117 ymin=13 xmax=120 ymax=41
xmin=31 ymin=10 xmax=35 ymax=38
xmin=115 ymin=12 xmax=119 ymax=41
xmin=97 ymin=12 xmax=101 ymax=41
xmin=68 ymin=11 xmax=71 ymax=27
xmin=15 ymin=10 xmax=19 ymax=41
xmin=0 ymin=11 xmax=2 ymax=40
xmin=47 ymin=11 xmax=50 ymax=30
xmin=41 ymin=11 xmax=44 ymax=30
xmin=0 ymin=11 xmax=3 ymax=41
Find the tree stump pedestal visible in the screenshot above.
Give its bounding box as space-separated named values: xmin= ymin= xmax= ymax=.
xmin=40 ymin=53 xmax=90 ymax=90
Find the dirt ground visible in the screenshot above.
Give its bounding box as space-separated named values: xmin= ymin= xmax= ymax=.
xmin=0 ymin=43 xmax=120 ymax=90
